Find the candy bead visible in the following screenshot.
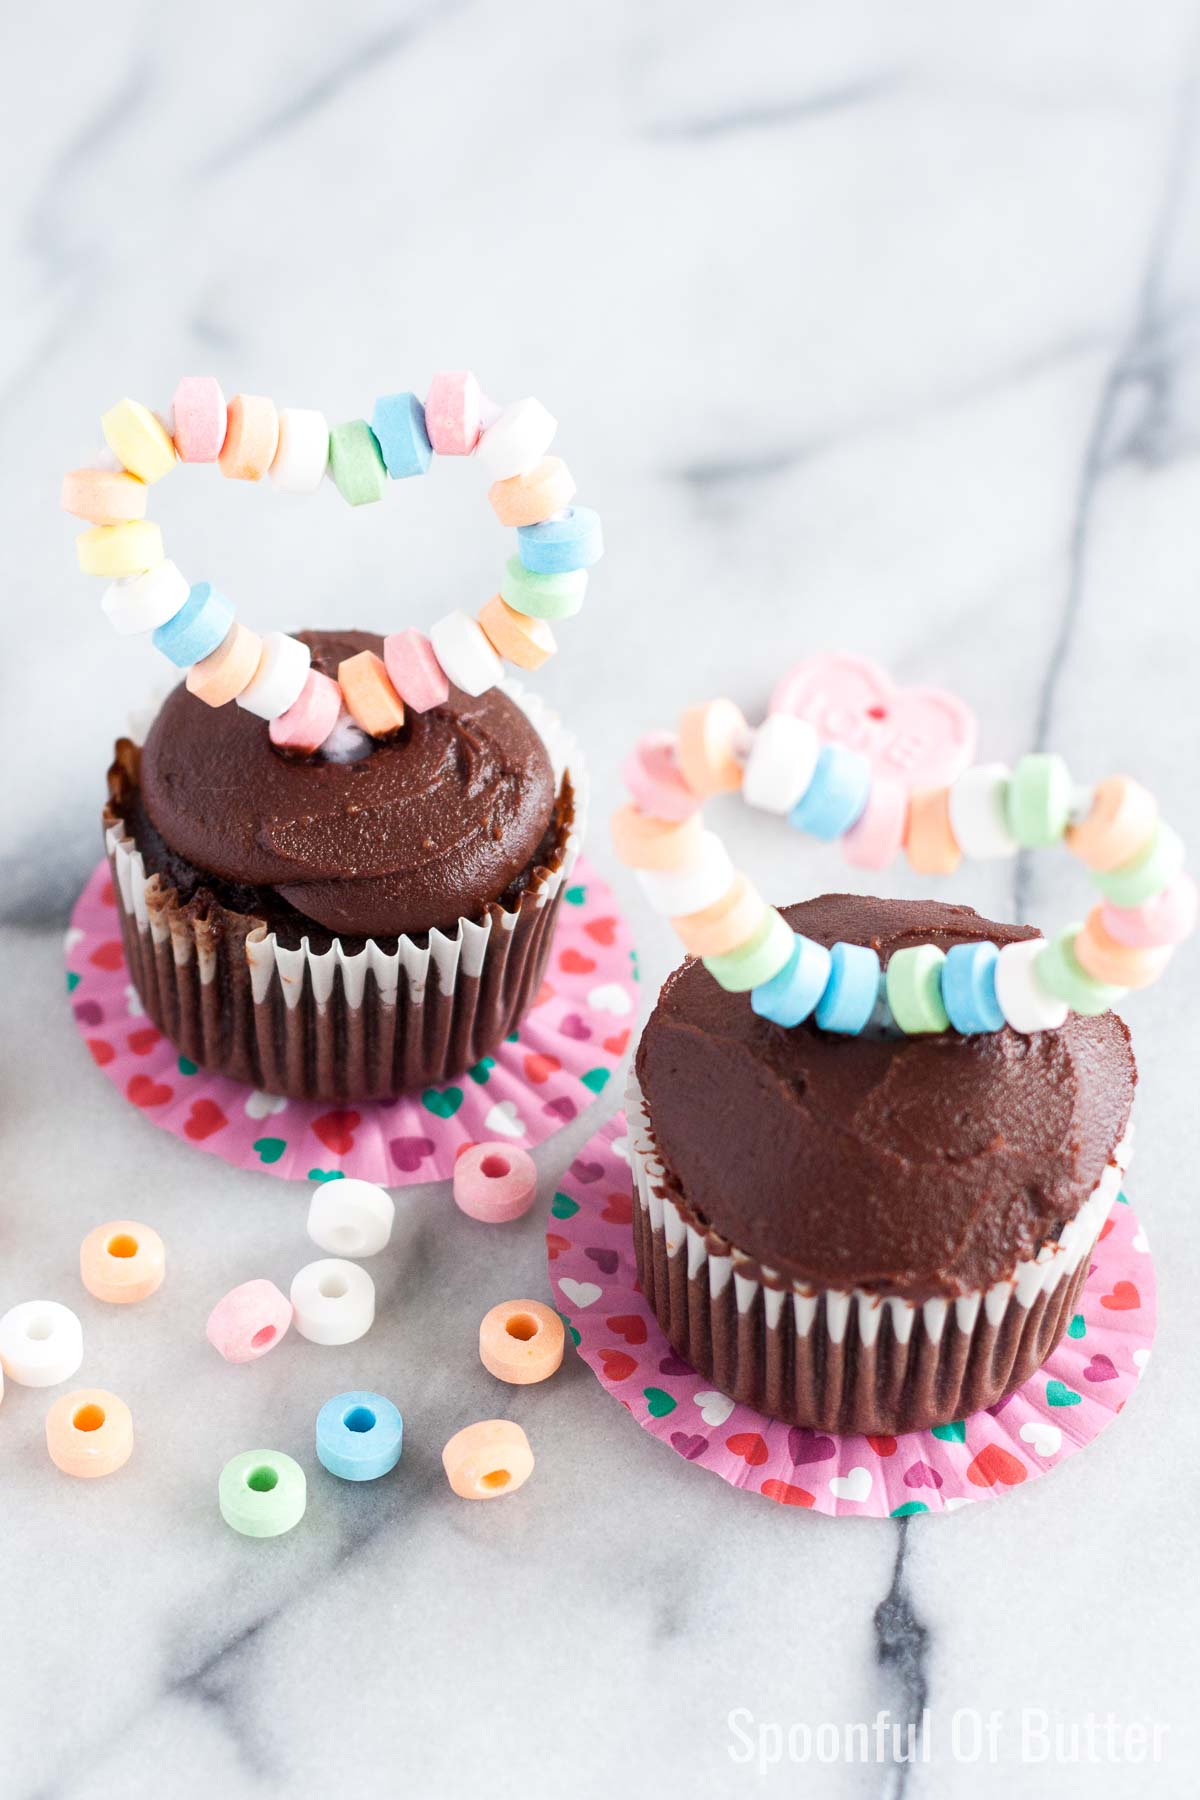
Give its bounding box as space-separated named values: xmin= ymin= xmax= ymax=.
xmin=677 ymin=698 xmax=749 ymax=797
xmin=237 ymin=630 xmax=312 ymax=720
xmin=454 ymin=1143 xmax=537 ymax=1224
xmin=316 ymin=1391 xmax=404 ymax=1481
xmin=371 ymin=391 xmax=432 ymax=479
xmin=101 ymin=398 xmax=176 ymax=482
xmin=750 ymin=934 xmax=832 ymax=1027
xmin=0 ymin=1301 xmax=83 ymax=1387
xmin=1075 ymin=910 xmax=1172 ymax=990
xmin=622 ymin=733 xmax=700 ymax=823
xmin=61 ymin=467 xmax=148 ymax=524
xmin=843 ymin=777 xmax=909 ymax=870
xmin=219 ymin=394 xmax=279 ymax=480
xmin=206 ymin=1278 xmax=292 ymax=1363
xmin=499 ymin=556 xmax=587 ymax=621
xmin=1066 ymin=775 xmax=1158 ymax=871
xmin=79 ymin=1220 xmax=165 ymax=1304
xmin=328 ymin=420 xmax=388 ymax=506
xmin=171 ymin=376 xmax=227 ymax=462
xmin=383 ymin=629 xmax=451 ymax=713
xmin=269 ymin=668 xmax=342 ymax=755
xmin=219 ymin=1450 xmax=306 ymax=1538
xmin=609 ymin=804 xmax=704 ymax=871
xmin=442 ymin=1419 xmax=534 ymax=1500
xmin=476 ymin=398 xmax=556 ymax=481
xmin=517 ymin=505 xmax=603 ymax=574
xmin=673 ymin=876 xmax=766 ymax=957
xmin=488 ymin=456 xmax=575 ymax=528
xmin=741 ymin=714 xmax=820 ymax=816
xmin=478 ymin=595 xmax=556 ymax=670
xmin=479 ymin=1301 xmax=564 ymax=1385
xmin=429 ymin=610 xmax=502 ymax=696
xmin=77 ymin=520 xmax=164 ymax=578
xmin=904 ymin=786 xmax=962 ymax=876
xmin=814 ymin=943 xmax=881 ymax=1035
xmin=307 ymin=1177 xmax=395 ymax=1259
xmin=290 ymin=1259 xmax=375 ymax=1345
xmin=46 ymin=1390 xmax=133 ymax=1479
xmin=789 ymin=743 xmax=871 ymax=841
xmin=270 ymin=408 xmax=330 ymax=493
xmin=1006 ymin=752 xmax=1072 ymax=847
xmin=702 ymin=907 xmax=795 ymax=992
xmin=186 ymin=622 xmax=263 ymax=707
xmin=338 ymin=649 xmax=406 ymax=737
xmin=1090 ymin=822 xmax=1185 ymax=908
xmin=948 ymin=762 xmax=1018 ymax=860
xmin=993 ymin=938 xmax=1068 ymax=1034
xmin=153 ymin=581 xmax=235 ymax=667
xmin=101 ymin=560 xmax=190 ymax=636
xmin=941 ymin=942 xmax=1004 ymax=1034
xmin=1036 ymin=927 xmax=1125 ymax=1016
xmin=886 ymin=945 xmax=950 ymax=1034
xmin=636 ymin=832 xmax=735 ymax=917
xmin=1101 ymin=874 xmax=1197 ymax=949
xmin=425 ymin=370 xmax=482 ymax=455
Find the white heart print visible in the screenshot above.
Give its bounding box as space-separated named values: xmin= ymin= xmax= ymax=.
xmin=1019 ymin=1420 xmax=1062 ymax=1458
xmin=244 ymin=1090 xmax=288 ymax=1120
xmin=124 ymin=983 xmax=145 ymax=1017
xmin=558 ymin=1278 xmax=602 ymax=1309
xmin=829 ymin=1466 xmax=872 ymax=1503
xmin=610 ymin=1135 xmax=631 ymax=1165
xmin=587 ymin=983 xmax=632 ymax=1017
xmin=486 ymin=1100 xmax=525 ymax=1139
xmin=63 ymin=926 xmax=84 ymax=955
xmin=694 ymin=1391 xmax=734 ymax=1427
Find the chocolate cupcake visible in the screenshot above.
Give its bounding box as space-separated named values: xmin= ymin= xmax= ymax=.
xmin=629 ymin=894 xmax=1135 ymax=1434
xmin=104 ymin=629 xmax=585 ymax=1101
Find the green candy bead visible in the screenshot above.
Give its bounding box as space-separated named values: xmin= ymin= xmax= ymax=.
xmin=328 ymin=420 xmax=387 ymax=506
xmin=219 ymin=1450 xmax=307 ymax=1538
xmin=886 ymin=945 xmax=950 ymax=1034
xmin=1035 ymin=928 xmax=1125 ymax=1016
xmin=703 ymin=910 xmax=794 ymax=993
xmin=1090 ymin=821 xmax=1184 ymax=908
xmin=499 ymin=555 xmax=587 ymax=621
xmin=1006 ymin=752 xmax=1073 ymax=847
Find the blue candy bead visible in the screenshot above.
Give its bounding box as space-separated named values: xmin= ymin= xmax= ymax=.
xmin=941 ymin=941 xmax=1004 ymax=1035
xmin=517 ymin=505 xmax=604 ymax=575
xmin=152 ymin=582 xmax=235 ymax=667
xmin=315 ymin=1391 xmax=403 ymax=1482
xmin=751 ymin=934 xmax=832 ymax=1027
xmin=370 ymin=392 xmax=432 ymax=479
xmin=789 ymin=744 xmax=871 ymax=841
xmin=814 ymin=942 xmax=881 ymax=1034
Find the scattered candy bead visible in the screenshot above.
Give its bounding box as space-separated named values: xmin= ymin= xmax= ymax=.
xmin=488 ymin=456 xmax=575 ymax=528
xmin=219 ymin=1450 xmax=306 ymax=1538
xmin=442 ymin=1419 xmax=534 ymax=1499
xmin=307 ymin=1177 xmax=394 ymax=1259
xmin=476 ymin=398 xmax=556 ymax=481
xmin=237 ymin=630 xmax=312 ymax=721
xmin=424 ymin=370 xmax=482 ymax=455
xmin=270 ymin=408 xmax=330 ymax=493
xmin=702 ymin=907 xmax=795 ymax=992
xmin=61 ymin=467 xmax=148 ymax=524
xmin=269 ymin=667 xmax=342 ymax=755
xmin=171 ymin=376 xmax=227 ymax=463
xmin=429 ymin=610 xmax=502 ymax=696
xmin=478 ymin=1301 xmax=564 ymax=1385
xmin=1075 ymin=909 xmax=1172 ymax=989
xmin=45 ymin=1390 xmax=133 ymax=1479
xmin=741 ymin=714 xmax=820 ymax=816
xmin=454 ymin=1143 xmax=537 ymax=1224
xmin=814 ymin=942 xmax=881 ymax=1035
xmin=750 ymin=934 xmax=832 ymax=1027
xmin=1101 ymin=873 xmax=1197 ymax=948
xmin=947 ymin=762 xmax=1018 ymax=860
xmin=1006 ymin=752 xmax=1072 ymax=848
xmin=677 ymin=698 xmax=749 ymax=797
xmin=885 ymin=945 xmax=950 ymax=1034
xmin=940 ymin=941 xmax=1004 ymax=1034
xmin=843 ymin=777 xmax=909 ymax=870
xmin=621 ymin=732 xmax=700 ymax=823
xmin=1066 ymin=775 xmax=1158 ymax=872
xmin=1036 ymin=927 xmax=1126 ymax=1017
xmin=329 ymin=420 xmax=388 ymax=506
xmin=1090 ymin=820 xmax=1185 ymax=909
xmin=101 ymin=398 xmax=176 ymax=482
xmin=477 ymin=595 xmax=556 ymax=671
xmin=186 ymin=622 xmax=264 ymax=707
xmin=383 ymin=628 xmax=451 ymax=713
xmin=289 ymin=1259 xmax=375 ymax=1345
xmin=206 ymin=1278 xmax=292 ymax=1364
xmin=993 ymin=938 xmax=1068 ymax=1034
xmin=79 ymin=1220 xmax=165 ymax=1304
xmin=609 ymin=803 xmax=704 ymax=871
xmin=517 ymin=505 xmax=603 ymax=574
xmin=636 ymin=832 xmax=736 ymax=917
xmin=499 ymin=556 xmax=586 ymax=621
xmin=789 ymin=743 xmax=871 ymax=841
xmin=77 ymin=519 xmax=164 ymax=578
xmin=316 ymin=1391 xmax=404 ymax=1481
xmin=904 ymin=786 xmax=962 ymax=876
xmin=338 ymin=649 xmax=406 ymax=737
xmin=153 ymin=581 xmax=235 ymax=667
xmin=371 ymin=392 xmax=432 ymax=479
xmin=219 ymin=394 xmax=279 ymax=481
xmin=101 ymin=560 xmax=190 ymax=636
xmin=672 ymin=874 xmax=765 ymax=957
xmin=0 ymin=1301 xmax=84 ymax=1387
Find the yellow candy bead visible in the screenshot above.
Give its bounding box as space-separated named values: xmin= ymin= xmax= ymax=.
xmin=100 ymin=398 xmax=176 ymax=483
xmin=76 ymin=521 xmax=164 ymax=578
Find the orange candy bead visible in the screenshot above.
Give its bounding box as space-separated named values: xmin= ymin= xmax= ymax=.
xmin=338 ymin=650 xmax=406 ymax=738
xmin=1075 ymin=908 xmax=1173 ymax=990
xmin=905 ymin=787 xmax=962 ymax=876
xmin=672 ymin=874 xmax=766 ymax=957
xmin=488 ymin=456 xmax=575 ymax=528
xmin=477 ymin=595 xmax=556 ymax=670
xmin=478 ymin=1300 xmax=564 ymax=1385
xmin=186 ymin=623 xmax=264 ymax=707
xmin=610 ymin=804 xmax=705 ymax=872
xmin=1066 ymin=776 xmax=1158 ymax=872
xmin=677 ymin=699 xmax=748 ymax=796
xmin=442 ymin=1419 xmax=534 ymax=1499
xmin=46 ymin=1389 xmax=133 ymax=1478
xmin=80 ymin=1220 xmax=165 ymax=1304
xmin=218 ymin=394 xmax=279 ymax=481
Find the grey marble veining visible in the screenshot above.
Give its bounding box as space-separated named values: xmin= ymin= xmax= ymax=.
xmin=3 ymin=2 xmax=1200 ymax=1795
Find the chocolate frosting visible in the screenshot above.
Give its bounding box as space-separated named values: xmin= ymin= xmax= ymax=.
xmin=635 ymin=894 xmax=1136 ymax=1299
xmin=138 ymin=630 xmax=557 ymax=939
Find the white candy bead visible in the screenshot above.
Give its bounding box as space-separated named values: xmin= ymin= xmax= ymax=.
xmin=0 ymin=1301 xmax=84 ymax=1388
xmin=742 ymin=714 xmax=820 ymax=815
xmin=270 ymin=408 xmax=330 ymax=493
xmin=237 ymin=630 xmax=312 ymax=720
xmin=289 ymin=1259 xmax=375 ymax=1346
xmin=993 ymin=938 xmax=1068 ymax=1034
xmin=636 ymin=832 xmax=737 ymax=917
xmin=307 ymin=1178 xmax=394 ymax=1259
xmin=475 ymin=398 xmax=557 ymax=481
xmin=429 ymin=610 xmax=502 ymax=696
xmin=948 ymin=762 xmax=1019 ymax=860
xmin=101 ymin=561 xmax=191 ymax=637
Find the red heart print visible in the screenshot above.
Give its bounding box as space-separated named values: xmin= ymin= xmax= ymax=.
xmin=761 ymin=1478 xmax=815 ymax=1508
xmin=603 ymin=1029 xmax=631 ymax=1058
xmin=90 ymin=940 xmax=125 ymax=972
xmin=184 ymin=1099 xmax=227 ymax=1141
xmin=100 ymin=878 xmax=116 ymax=906
xmin=1101 ymin=1280 xmax=1140 ymax=1311
xmin=535 ymin=980 xmax=555 ymax=1007
xmin=312 ymin=1109 xmax=361 ymax=1155
xmin=607 ymin=1314 xmax=647 ymax=1345
xmin=867 ymin=1435 xmax=897 ymax=1458
xmin=601 ymin=1190 xmax=632 ymax=1225
xmin=599 ymin=1348 xmax=637 ymax=1382
xmin=726 ymin=1432 xmax=769 ymax=1467
xmin=127 ymin=1073 xmax=171 ymax=1108
xmin=1099 ymin=1217 xmax=1115 ymax=1241
xmin=523 ymin=1051 xmax=561 ymax=1085
xmin=903 ymin=1459 xmax=943 ymax=1490
xmin=559 ymin=948 xmax=596 ymax=975
xmin=128 ymin=1026 xmax=162 ymax=1056
xmin=966 ymin=1445 xmax=1027 ymax=1489
xmin=546 ymin=1232 xmax=571 ymax=1262
xmin=88 ymin=1039 xmax=115 ymax=1067
xmin=584 ymin=916 xmax=618 ymax=947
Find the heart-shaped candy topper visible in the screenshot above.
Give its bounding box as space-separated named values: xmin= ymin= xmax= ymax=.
xmin=770 ymin=652 xmax=976 ymax=792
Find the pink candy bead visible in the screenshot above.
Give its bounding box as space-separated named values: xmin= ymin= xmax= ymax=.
xmin=843 ymin=777 xmax=909 ymax=869
xmin=1100 ymin=873 xmax=1197 ymax=949
xmin=383 ymin=628 xmax=451 ymax=713
xmin=206 ymin=1278 xmax=292 ymax=1363
xmin=171 ymin=376 xmax=227 ymax=462
xmin=622 ymin=732 xmax=701 ymax=823
xmin=453 ymin=1143 xmax=537 ymax=1224
xmin=269 ymin=668 xmax=342 ymax=755
xmin=425 ymin=371 xmax=483 ymax=456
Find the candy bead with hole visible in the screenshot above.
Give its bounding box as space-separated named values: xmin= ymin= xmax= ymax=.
xmin=454 ymin=1143 xmax=537 ymax=1224
xmin=1091 ymin=822 xmax=1185 ymax=909
xmin=442 ymin=1419 xmax=534 ymax=1499
xmin=814 ymin=942 xmax=881 ymax=1035
xmin=677 ymin=698 xmax=749 ymax=796
xmin=307 ymin=1178 xmax=394 ymax=1259
xmin=61 ymin=467 xmax=148 ymax=524
xmin=1075 ymin=910 xmax=1172 ymax=989
xmin=219 ymin=1450 xmax=306 ymax=1538
xmin=517 ymin=505 xmax=603 ymax=574
xmin=270 ymin=408 xmax=330 ymax=493
xmin=219 ymin=394 xmax=279 ymax=480
xmin=477 ymin=595 xmax=557 ymax=670
xmin=1006 ymin=752 xmax=1073 ymax=847
xmin=702 ymin=907 xmax=795 ymax=992
xmin=328 ymin=420 xmax=388 ymax=506
xmin=479 ymin=1300 xmax=564 ymax=1385
xmin=476 ymin=398 xmax=556 ymax=481
xmin=789 ymin=743 xmax=871 ymax=841
xmin=383 ymin=629 xmax=450 ymax=713
xmin=0 ymin=1301 xmax=84 ymax=1387
xmin=206 ymin=1279 xmax=292 ymax=1363
xmin=622 ymin=732 xmax=700 ymax=823
xmin=237 ymin=630 xmax=312 ymax=720
xmin=290 ymin=1259 xmax=375 ymax=1345
xmin=371 ymin=392 xmax=432 ymax=479
xmin=636 ymin=832 xmax=736 ymax=917
xmin=905 ymin=787 xmax=962 ymax=875
xmin=742 ymin=714 xmax=820 ymax=816
xmin=843 ymin=777 xmax=909 ymax=869
xmin=153 ymin=581 xmax=235 ymax=667
xmin=171 ymin=376 xmax=227 ymax=462
xmin=429 ymin=610 xmax=502 ymax=696
xmin=1036 ymin=927 xmax=1126 ymax=1016
xmin=101 ymin=561 xmax=190 ymax=636
xmin=499 ymin=556 xmax=586 ymax=621
xmin=886 ymin=945 xmax=951 ymax=1034
xmin=941 ymin=941 xmax=1005 ymax=1034
xmin=316 ymin=1390 xmax=404 ymax=1480
xmin=489 ymin=456 xmax=575 ymax=527
xmin=424 ymin=370 xmax=483 ymax=455
xmin=269 ymin=668 xmax=342 ymax=754
xmin=101 ymin=398 xmax=176 ymax=482
xmin=77 ymin=520 xmax=164 ymax=578
xmin=1101 ymin=873 xmax=1197 ymax=949
xmin=79 ymin=1220 xmax=165 ymax=1304
xmin=949 ymin=762 xmax=1019 ymax=859
xmin=993 ymin=938 xmax=1069 ymax=1034
xmin=46 ymin=1389 xmax=133 ymax=1478
xmin=610 ymin=803 xmax=704 ymax=871
xmin=751 ymin=934 xmax=832 ymax=1027
xmin=338 ymin=649 xmax=406 ymax=737
xmin=672 ymin=875 xmax=766 ymax=957
xmin=186 ymin=622 xmax=264 ymax=707
xmin=1066 ymin=775 xmax=1158 ymax=871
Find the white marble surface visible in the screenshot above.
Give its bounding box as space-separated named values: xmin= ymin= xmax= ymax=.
xmin=3 ymin=1 xmax=1200 ymax=1794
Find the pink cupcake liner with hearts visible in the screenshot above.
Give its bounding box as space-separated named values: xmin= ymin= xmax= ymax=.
xmin=65 ymin=857 xmax=637 ymax=1186
xmin=546 ymin=1114 xmax=1157 ymax=1518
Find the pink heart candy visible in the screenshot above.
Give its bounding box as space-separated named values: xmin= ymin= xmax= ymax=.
xmin=770 ymin=653 xmax=977 ymax=792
